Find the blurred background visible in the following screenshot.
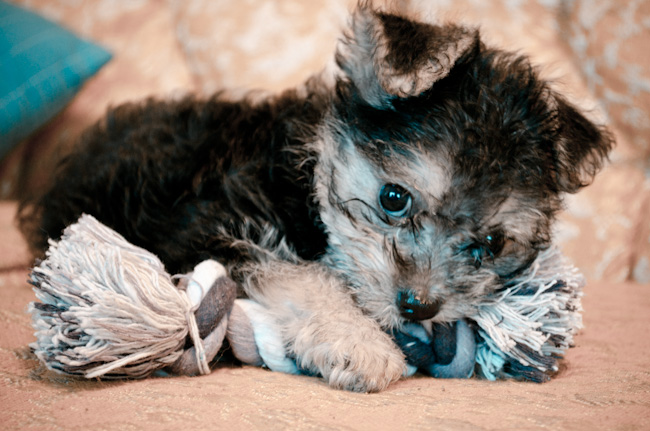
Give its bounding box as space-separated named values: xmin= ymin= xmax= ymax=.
xmin=0 ymin=0 xmax=648 ymax=284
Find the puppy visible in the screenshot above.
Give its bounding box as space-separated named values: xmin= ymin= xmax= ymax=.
xmin=18 ymin=4 xmax=613 ymax=392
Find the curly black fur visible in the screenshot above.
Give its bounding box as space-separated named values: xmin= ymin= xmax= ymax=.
xmin=19 ymin=84 xmax=330 ymax=275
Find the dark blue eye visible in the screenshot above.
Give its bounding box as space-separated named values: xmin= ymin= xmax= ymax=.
xmin=468 ymin=231 xmax=505 ymax=269
xmin=379 ymin=184 xmax=412 ymax=217
xmin=485 ymin=231 xmax=505 ymax=255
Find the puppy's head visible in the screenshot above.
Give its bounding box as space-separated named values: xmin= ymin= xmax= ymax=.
xmin=313 ymin=4 xmax=613 ymax=328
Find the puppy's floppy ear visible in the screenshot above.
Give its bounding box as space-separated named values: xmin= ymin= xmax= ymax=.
xmin=336 ymin=3 xmax=479 ymax=108
xmin=552 ymin=96 xmax=614 ymax=193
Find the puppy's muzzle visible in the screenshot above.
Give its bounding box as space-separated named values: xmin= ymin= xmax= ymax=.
xmin=397 ymin=290 xmax=441 ymax=321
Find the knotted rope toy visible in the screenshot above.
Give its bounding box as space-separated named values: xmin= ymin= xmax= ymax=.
xmin=29 ymin=214 xmax=584 ymax=383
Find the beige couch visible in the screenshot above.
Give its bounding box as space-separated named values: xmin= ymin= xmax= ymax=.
xmin=1 ymin=1 xmax=649 ymax=429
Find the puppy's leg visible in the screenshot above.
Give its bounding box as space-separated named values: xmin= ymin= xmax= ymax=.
xmin=241 ymin=260 xmax=405 ymax=392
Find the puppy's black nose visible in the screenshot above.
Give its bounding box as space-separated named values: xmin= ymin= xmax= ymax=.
xmin=397 ymin=290 xmax=441 ymax=321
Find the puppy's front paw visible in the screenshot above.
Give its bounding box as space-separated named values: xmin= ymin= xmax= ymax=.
xmin=325 ymin=333 xmax=406 ymax=393
xmin=294 ymin=317 xmax=406 ymax=392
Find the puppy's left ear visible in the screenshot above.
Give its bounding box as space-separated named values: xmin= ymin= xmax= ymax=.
xmin=553 ymin=96 xmax=614 ymax=193
xmin=336 ymin=4 xmax=479 ymax=108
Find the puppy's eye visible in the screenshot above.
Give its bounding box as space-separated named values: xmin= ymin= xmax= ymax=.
xmin=379 ymin=184 xmax=412 ymax=218
xmin=467 ymin=231 xmax=506 ymax=269
xmin=485 ymin=231 xmax=505 ymax=255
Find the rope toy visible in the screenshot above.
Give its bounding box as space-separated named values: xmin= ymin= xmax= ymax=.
xmin=29 ymin=214 xmax=584 ymax=382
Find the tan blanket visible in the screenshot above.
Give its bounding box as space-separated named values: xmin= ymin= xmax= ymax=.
xmin=1 ymin=201 xmax=648 ymax=430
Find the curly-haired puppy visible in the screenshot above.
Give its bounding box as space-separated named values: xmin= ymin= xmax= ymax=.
xmin=19 ymin=4 xmax=613 ymax=392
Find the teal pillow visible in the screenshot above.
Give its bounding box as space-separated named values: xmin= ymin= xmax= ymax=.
xmin=0 ymin=1 xmax=112 ymax=158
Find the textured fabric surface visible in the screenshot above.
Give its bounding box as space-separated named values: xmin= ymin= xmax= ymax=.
xmin=0 ymin=203 xmax=648 ymax=430
xmin=559 ymin=0 xmax=650 ymax=160
xmin=0 ymin=1 xmax=111 ymax=158
xmin=555 ymin=0 xmax=650 ymax=285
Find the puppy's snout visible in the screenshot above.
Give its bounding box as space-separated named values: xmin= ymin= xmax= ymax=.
xmin=397 ymin=290 xmax=441 ymax=321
